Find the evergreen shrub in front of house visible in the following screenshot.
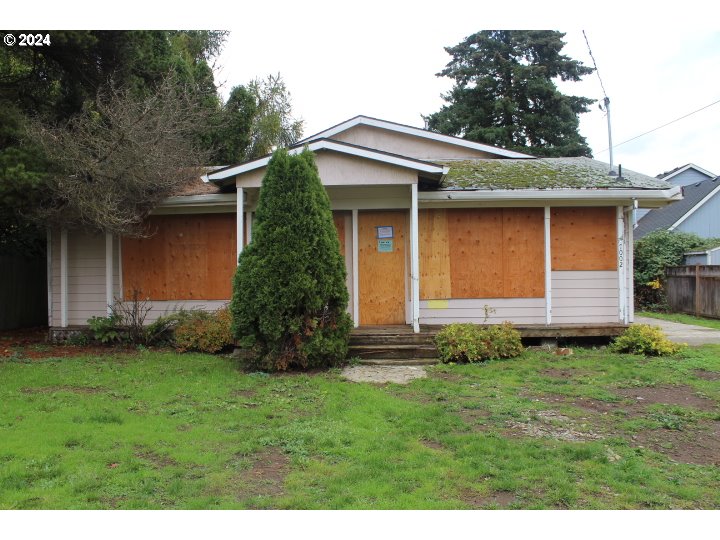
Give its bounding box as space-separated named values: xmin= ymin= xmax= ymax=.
xmin=435 ymin=322 xmax=523 ymax=363
xmin=611 ymin=324 xmax=684 ymax=356
xmin=230 ymin=148 xmax=352 ymax=371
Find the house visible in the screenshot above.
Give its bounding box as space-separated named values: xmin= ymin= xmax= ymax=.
xmin=47 ymin=115 xmax=682 ymax=338
xmin=634 ymin=173 xmax=720 ymax=239
xmin=683 ymin=246 xmax=720 ymax=265
xmin=634 ymin=163 xmax=716 ymax=230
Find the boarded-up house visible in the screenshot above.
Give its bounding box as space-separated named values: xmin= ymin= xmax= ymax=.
xmin=47 ymin=116 xmax=682 ymax=336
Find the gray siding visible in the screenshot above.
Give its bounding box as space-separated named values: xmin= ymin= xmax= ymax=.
xmin=675 ymin=189 xmax=720 ymax=238
xmin=669 ymin=169 xmax=714 ymax=188
xmin=419 ymin=298 xmax=546 ymax=325
xmin=551 ymin=271 xmax=619 ymax=323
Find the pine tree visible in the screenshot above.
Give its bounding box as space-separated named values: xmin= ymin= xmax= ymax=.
xmin=425 ymin=30 xmax=595 ymax=157
xmin=230 ymin=148 xmax=352 ymax=371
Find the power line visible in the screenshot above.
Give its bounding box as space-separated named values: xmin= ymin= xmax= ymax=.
xmin=596 ymin=97 xmax=720 ymax=153
xmin=582 ymin=30 xmax=608 ymax=99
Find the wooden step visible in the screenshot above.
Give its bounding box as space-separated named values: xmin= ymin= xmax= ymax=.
xmin=349 ymin=334 xmax=436 ymax=346
xmin=356 ymin=358 xmax=438 ymax=366
xmin=348 ymin=344 xmax=438 ymax=359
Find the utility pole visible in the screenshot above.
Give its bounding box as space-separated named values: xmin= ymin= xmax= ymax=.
xmin=604 ymin=96 xmax=616 ymax=175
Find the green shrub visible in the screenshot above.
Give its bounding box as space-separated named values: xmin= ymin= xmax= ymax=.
xmin=174 ymin=307 xmax=234 ymax=354
xmin=435 ymin=322 xmax=523 ymax=363
xmin=611 ymin=324 xmax=684 ymax=356
xmin=88 ymin=314 xmax=122 ymax=344
xmin=231 ymin=148 xmax=352 ymax=371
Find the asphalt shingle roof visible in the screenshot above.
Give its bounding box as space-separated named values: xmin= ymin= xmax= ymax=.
xmin=438 ymin=157 xmax=671 ymax=190
xmin=635 ymin=176 xmax=720 ymax=239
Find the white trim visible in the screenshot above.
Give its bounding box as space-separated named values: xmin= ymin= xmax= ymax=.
xmin=659 ymin=163 xmax=716 ymax=183
xmin=410 ymin=184 xmax=420 ymax=333
xmin=118 ymin=235 xmax=123 ymax=301
xmin=625 ymin=206 xmax=634 ymax=323
xmin=617 ymin=206 xmax=627 ymax=324
xmin=544 ymin=206 xmax=552 ymax=325
xmin=206 ymin=139 xmax=446 ymax=182
xmin=236 ymin=187 xmax=244 ymax=264
xmin=105 ymin=233 xmax=113 ymax=315
xmin=46 ymin=229 xmax=52 ymax=327
xmin=298 ymin=116 xmax=534 ymax=159
xmin=419 ymin=186 xmax=682 ymax=203
xmin=352 ymin=209 xmax=359 ymax=327
xmin=668 ymin=182 xmax=720 ymax=231
xmin=158 ymin=194 xmax=237 ymax=207
xmin=60 ymin=228 xmax=68 ymax=328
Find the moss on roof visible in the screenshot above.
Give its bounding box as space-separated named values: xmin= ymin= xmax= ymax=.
xmin=439 ymin=157 xmax=672 ymax=190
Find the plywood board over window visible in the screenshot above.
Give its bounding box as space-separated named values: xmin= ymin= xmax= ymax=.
xmin=122 ymin=214 xmax=236 ymax=300
xmin=419 ymin=208 xmax=544 ymax=299
xmin=551 ymin=207 xmax=616 ymax=271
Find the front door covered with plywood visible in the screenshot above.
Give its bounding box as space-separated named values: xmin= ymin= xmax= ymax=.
xmin=358 ymin=210 xmax=407 ymax=325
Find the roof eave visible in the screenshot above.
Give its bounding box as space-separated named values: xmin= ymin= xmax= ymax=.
xmin=419 ymin=186 xmax=682 ymax=203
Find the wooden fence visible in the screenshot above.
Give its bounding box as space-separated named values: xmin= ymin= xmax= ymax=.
xmin=665 ymin=265 xmax=720 ymax=319
xmin=0 ymin=253 xmax=47 ymax=330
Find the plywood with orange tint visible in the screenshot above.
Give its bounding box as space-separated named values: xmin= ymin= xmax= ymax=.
xmin=418 ymin=209 xmax=451 ymax=300
xmin=502 ymin=208 xmax=545 ymax=297
xmin=551 ymin=207 xmax=617 ymax=271
xmin=448 ymin=208 xmax=504 ymax=298
xmin=358 ymin=210 xmax=407 ymax=325
xmin=122 ymin=214 xmax=236 ymax=300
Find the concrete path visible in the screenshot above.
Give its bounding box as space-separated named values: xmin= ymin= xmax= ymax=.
xmin=634 ymin=316 xmax=720 ymax=346
xmin=341 ymin=365 xmax=427 ymax=384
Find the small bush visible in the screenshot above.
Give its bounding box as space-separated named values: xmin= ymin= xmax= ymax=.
xmin=88 ymin=314 xmax=122 ymax=344
xmin=435 ymin=322 xmax=523 ymax=363
xmin=611 ymin=324 xmax=684 ymax=356
xmin=174 ymin=307 xmax=234 ymax=353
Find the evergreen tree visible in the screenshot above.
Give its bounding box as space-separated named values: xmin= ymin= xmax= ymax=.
xmin=425 ymin=30 xmax=595 ymax=157
xmin=231 ymin=148 xmax=352 ymax=371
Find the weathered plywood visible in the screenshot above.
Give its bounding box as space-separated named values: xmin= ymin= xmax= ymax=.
xmin=502 ymin=208 xmax=545 ymax=297
xmin=551 ymin=207 xmax=616 ymax=271
xmin=122 ymin=214 xmax=236 ymax=301
xmin=448 ymin=208 xmax=504 ymax=298
xmin=358 ymin=210 xmax=407 ymax=325
xmin=418 ymin=209 xmax=451 ymax=299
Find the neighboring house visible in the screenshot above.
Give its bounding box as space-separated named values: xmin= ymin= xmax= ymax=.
xmin=634 ymin=174 xmax=720 ymax=239
xmin=683 ymin=246 xmax=720 ymax=265
xmin=47 ymin=115 xmax=681 ymax=337
xmin=634 ymin=163 xmax=716 ymax=225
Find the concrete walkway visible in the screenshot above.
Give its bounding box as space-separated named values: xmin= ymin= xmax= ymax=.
xmin=634 ymin=316 xmax=720 ymax=346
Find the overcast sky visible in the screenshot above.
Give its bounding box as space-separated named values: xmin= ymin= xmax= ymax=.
xmin=10 ymin=1 xmax=720 ymax=178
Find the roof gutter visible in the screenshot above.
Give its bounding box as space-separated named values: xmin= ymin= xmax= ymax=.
xmin=419 ymin=186 xmax=682 ymax=203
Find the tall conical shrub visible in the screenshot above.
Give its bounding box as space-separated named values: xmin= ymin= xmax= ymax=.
xmin=230 ymin=148 xmax=352 ymax=371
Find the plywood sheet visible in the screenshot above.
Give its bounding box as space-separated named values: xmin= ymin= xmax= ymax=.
xmin=448 ymin=208 xmax=504 ymax=298
xmin=418 ymin=209 xmax=451 ymax=299
xmin=122 ymin=214 xmax=236 ymax=300
xmin=551 ymin=207 xmax=617 ymax=271
xmin=502 ymin=208 xmax=545 ymax=297
xmin=358 ymin=210 xmax=406 ymax=325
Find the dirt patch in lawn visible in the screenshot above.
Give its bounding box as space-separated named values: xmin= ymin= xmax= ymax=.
xmin=21 ymin=385 xmax=104 ymax=394
xmin=614 ymin=385 xmax=717 ymax=412
xmin=526 ymin=393 xmax=621 ymax=414
xmin=420 ymin=439 xmax=445 ymax=451
xmin=633 ymin=420 xmax=720 ymax=466
xmin=243 ymin=447 xmax=290 ymax=499
xmin=460 ymin=488 xmax=515 ymax=508
xmin=540 ymin=368 xmax=592 ymax=379
xmin=134 ymin=447 xmax=178 ymax=468
xmin=506 ymin=410 xmax=604 ymax=442
xmin=694 ymin=370 xmax=720 ymax=381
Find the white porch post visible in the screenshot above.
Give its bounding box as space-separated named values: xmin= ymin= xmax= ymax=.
xmin=352 ymin=209 xmax=359 ymax=327
xmin=60 ymin=228 xmax=68 ymax=328
xmin=236 ymin=187 xmax=244 ymax=264
xmin=617 ymin=205 xmax=627 ymax=324
xmin=410 ymin=184 xmax=420 ymax=333
xmin=544 ymin=206 xmax=552 ymax=325
xmin=105 ymin=232 xmax=113 ymax=315
xmin=625 ymin=206 xmax=634 ymax=323
xmin=46 ymin=229 xmax=53 ymax=327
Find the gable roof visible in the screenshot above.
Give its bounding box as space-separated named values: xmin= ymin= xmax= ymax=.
xmin=437 ymin=157 xmax=673 ymax=190
xmin=656 ymin=163 xmax=716 ymax=181
xmin=297 ymin=115 xmax=534 ymax=160
xmin=204 ymin=138 xmax=448 ymax=183
xmin=635 ymin=176 xmax=720 ymax=238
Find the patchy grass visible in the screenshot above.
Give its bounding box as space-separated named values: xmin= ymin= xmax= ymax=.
xmin=1 ymin=346 xmax=720 ymax=509
xmin=638 ymin=311 xmax=720 ymax=331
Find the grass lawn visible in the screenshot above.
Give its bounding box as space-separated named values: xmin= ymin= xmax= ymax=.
xmin=638 ymin=311 xmax=720 ymax=330
xmin=1 ymin=345 xmax=720 ymax=509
